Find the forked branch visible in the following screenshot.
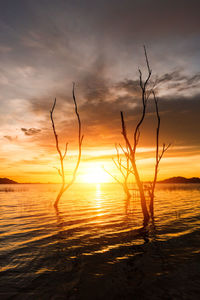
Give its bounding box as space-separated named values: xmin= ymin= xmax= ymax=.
xmin=149 ymin=91 xmax=170 ymax=217
xmin=50 ymin=83 xmax=83 ymax=207
xmin=133 ymin=45 xmax=152 ymax=153
xmin=104 ymin=144 xmax=132 ymax=198
xmin=63 ymin=83 xmax=84 ymax=192
xmin=120 ymin=46 xmax=153 ymax=226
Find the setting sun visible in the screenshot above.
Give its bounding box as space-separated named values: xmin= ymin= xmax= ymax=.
xmin=81 ymin=165 xmax=110 ymax=183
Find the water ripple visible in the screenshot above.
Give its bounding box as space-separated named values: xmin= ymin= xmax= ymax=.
xmin=0 ymin=183 xmax=200 ymax=298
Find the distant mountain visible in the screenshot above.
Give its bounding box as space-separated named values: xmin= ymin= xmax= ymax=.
xmin=158 ymin=176 xmax=200 ymax=184
xmin=0 ymin=178 xmax=18 ymax=184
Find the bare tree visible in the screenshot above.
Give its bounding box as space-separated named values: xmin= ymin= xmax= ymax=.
xmin=104 ymin=144 xmax=132 ymax=198
xmin=50 ymin=83 xmax=83 ymax=208
xmin=120 ymin=46 xmax=152 ymax=226
xmin=148 ymin=91 xmax=170 ymax=217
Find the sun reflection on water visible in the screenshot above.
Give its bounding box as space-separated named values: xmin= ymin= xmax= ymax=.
xmin=0 ymin=183 xmax=200 ymax=298
xmin=95 ymin=183 xmax=102 ymax=211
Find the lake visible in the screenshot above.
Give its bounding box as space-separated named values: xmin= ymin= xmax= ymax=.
xmin=0 ymin=183 xmax=200 ymax=299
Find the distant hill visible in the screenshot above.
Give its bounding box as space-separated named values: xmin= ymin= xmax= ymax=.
xmin=158 ymin=176 xmax=200 ymax=184
xmin=0 ymin=178 xmax=18 ymax=184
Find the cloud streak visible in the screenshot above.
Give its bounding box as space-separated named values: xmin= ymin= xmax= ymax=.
xmin=21 ymin=128 xmax=41 ymax=136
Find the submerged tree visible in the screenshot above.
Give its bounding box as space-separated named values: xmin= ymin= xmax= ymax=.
xmin=120 ymin=47 xmax=169 ymax=225
xmin=104 ymin=144 xmax=132 ymax=198
xmin=50 ymin=83 xmax=83 ymax=207
xmin=120 ymin=46 xmax=153 ymax=226
xmin=148 ymin=91 xmax=170 ymax=218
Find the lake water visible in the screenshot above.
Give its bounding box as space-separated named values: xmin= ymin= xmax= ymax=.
xmin=0 ymin=183 xmax=200 ymax=299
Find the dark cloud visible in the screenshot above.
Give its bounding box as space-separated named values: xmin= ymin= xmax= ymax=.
xmin=157 ymin=70 xmax=200 ymax=86
xmin=115 ymin=79 xmax=140 ymax=96
xmin=0 ymin=0 xmax=199 ymax=157
xmin=84 ymin=0 xmax=200 ymax=39
xmin=0 ymin=0 xmax=199 ymax=72
xmin=157 ymin=71 xmax=187 ymax=84
xmin=21 ymin=128 xmax=41 ymax=136
xmin=75 ymin=91 xmax=200 ymax=148
xmin=156 ymin=70 xmax=200 ymax=91
xmin=0 ymin=0 xmax=199 ymax=111
xmin=1 ymin=1 xmax=200 ymax=39
xmin=4 ymin=135 xmax=17 ymax=142
xmin=27 ymin=68 xmax=200 ymax=150
xmin=79 ymin=55 xmax=111 ymax=104
xmin=187 ymin=74 xmax=200 ymax=85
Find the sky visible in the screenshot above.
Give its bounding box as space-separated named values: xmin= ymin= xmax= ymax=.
xmin=0 ymin=0 xmax=200 ymax=183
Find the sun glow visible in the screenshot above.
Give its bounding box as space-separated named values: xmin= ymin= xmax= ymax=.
xmin=82 ymin=165 xmax=110 ymax=183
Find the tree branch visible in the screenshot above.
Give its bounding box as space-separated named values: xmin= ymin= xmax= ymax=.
xmin=103 ymin=166 xmax=123 ymax=185
xmin=63 ymin=83 xmax=83 ymax=192
xmin=51 ymin=83 xmax=83 ymax=207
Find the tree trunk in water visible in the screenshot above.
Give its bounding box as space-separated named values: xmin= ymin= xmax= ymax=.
xmin=132 ymin=159 xmax=150 ymax=226
xmin=149 ymin=194 xmax=154 ymax=218
xmin=123 ymin=183 xmax=131 ymax=199
xmin=138 ymin=184 xmax=149 ymax=226
xmin=149 ymin=183 xmax=155 ymax=218
xmin=54 ymin=185 xmax=64 ymax=207
xmin=149 ymin=161 xmax=158 ymax=218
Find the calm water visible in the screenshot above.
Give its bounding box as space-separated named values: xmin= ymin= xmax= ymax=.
xmin=0 ymin=183 xmax=200 ymax=299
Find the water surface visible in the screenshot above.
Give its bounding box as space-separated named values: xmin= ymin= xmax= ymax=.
xmin=0 ymin=183 xmax=200 ymax=299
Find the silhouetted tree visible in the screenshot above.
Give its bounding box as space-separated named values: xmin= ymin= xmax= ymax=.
xmin=148 ymin=91 xmax=170 ymax=218
xmin=50 ymin=83 xmax=83 ymax=207
xmin=120 ymin=46 xmax=152 ymax=226
xmin=104 ymin=144 xmax=132 ymax=198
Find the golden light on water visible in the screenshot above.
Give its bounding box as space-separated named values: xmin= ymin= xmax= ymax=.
xmin=95 ymin=183 xmax=102 ymax=211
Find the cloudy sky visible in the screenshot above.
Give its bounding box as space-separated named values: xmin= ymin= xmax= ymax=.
xmin=0 ymin=0 xmax=200 ymax=182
